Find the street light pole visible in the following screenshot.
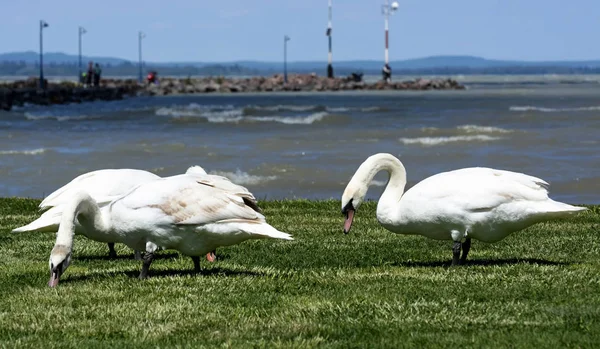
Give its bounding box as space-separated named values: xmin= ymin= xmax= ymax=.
xmin=284 ymin=35 xmax=290 ymax=83
xmin=39 ymin=20 xmax=49 ymax=90
xmin=381 ymin=1 xmax=399 ymax=82
xmin=326 ymin=0 xmax=333 ymax=78
xmin=78 ymin=26 xmax=86 ymax=83
xmin=138 ymin=31 xmax=145 ymax=83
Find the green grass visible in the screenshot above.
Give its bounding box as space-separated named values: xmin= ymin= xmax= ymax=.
xmin=1 ymin=198 xmax=600 ymax=348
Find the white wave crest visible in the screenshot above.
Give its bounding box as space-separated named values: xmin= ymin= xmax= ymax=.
xmin=0 ymin=148 xmax=46 ymax=155
xmin=249 ymin=105 xmax=320 ymax=112
xmin=456 ymin=125 xmax=513 ymax=133
xmin=326 ymin=107 xmax=350 ymax=112
xmin=156 ymin=103 xmax=235 ymax=117
xmin=370 ymin=180 xmax=388 ymax=187
xmin=206 ymin=111 xmax=329 ymax=125
xmin=399 ymin=135 xmax=503 ymax=146
xmin=509 ymin=105 xmax=600 ymax=112
xmin=24 ymin=112 xmax=96 ymax=121
xmin=209 ymin=169 xmax=277 ymax=186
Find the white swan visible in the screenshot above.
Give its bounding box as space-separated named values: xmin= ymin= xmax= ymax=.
xmin=48 ymin=173 xmax=292 ymax=287
xmin=13 ymin=165 xmax=250 ymax=261
xmin=341 ymin=153 xmax=587 ymax=265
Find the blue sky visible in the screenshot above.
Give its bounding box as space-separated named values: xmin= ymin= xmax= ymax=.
xmin=2 ymin=0 xmax=598 ymax=62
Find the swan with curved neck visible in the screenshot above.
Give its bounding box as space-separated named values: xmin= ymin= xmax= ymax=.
xmin=341 ymin=153 xmax=587 ymax=265
xmin=47 ymin=173 xmax=291 ymax=287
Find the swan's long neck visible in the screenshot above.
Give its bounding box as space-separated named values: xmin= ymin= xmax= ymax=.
xmin=353 ymin=153 xmax=407 ymax=215
xmin=54 ymin=192 xmax=107 ymax=250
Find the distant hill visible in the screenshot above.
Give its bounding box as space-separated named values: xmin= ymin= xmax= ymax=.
xmin=0 ymin=51 xmax=129 ymax=65
xmin=2 ymin=51 xmax=600 ymax=76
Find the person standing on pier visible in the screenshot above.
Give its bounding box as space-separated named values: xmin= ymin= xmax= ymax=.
xmin=93 ymin=63 xmax=102 ymax=87
xmin=86 ymin=61 xmax=94 ymax=87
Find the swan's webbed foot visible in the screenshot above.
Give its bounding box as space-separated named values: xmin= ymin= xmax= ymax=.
xmin=191 ymin=256 xmax=201 ymax=272
xmin=206 ymin=250 xmax=216 ymax=262
xmin=134 ymin=250 xmax=143 ymax=261
xmin=451 ymin=241 xmax=461 ymax=266
xmin=107 ymin=243 xmax=117 ymax=259
xmin=138 ymin=251 xmax=155 ymax=279
xmin=459 ymin=238 xmax=471 ymax=265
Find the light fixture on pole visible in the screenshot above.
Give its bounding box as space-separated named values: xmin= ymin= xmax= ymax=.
xmin=138 ymin=31 xmax=146 ymax=83
xmin=78 ymin=26 xmax=86 ymax=83
xmin=326 ymin=0 xmax=333 ymax=78
xmin=381 ymin=1 xmax=399 ymax=82
xmin=39 ymin=20 xmax=49 ymax=90
xmin=284 ymin=35 xmax=291 ymax=83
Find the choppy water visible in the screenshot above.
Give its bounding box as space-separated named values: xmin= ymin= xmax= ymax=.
xmin=1 ymin=75 xmax=599 ymax=204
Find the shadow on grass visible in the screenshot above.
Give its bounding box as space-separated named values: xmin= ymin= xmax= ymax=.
xmin=393 ymin=258 xmax=569 ymax=268
xmin=76 ymin=252 xmax=180 ymax=261
xmin=59 ymin=266 xmax=265 ymax=285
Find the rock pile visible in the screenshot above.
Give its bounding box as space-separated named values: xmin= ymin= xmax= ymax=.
xmin=0 ymin=75 xmax=465 ymax=111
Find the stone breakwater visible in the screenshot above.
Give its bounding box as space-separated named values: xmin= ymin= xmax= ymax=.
xmin=0 ymin=78 xmax=140 ymax=111
xmin=0 ymin=75 xmax=465 ymax=111
xmin=145 ymin=74 xmax=465 ymax=95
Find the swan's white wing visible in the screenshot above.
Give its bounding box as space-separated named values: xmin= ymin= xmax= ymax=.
xmin=114 ymin=175 xmax=264 ymax=226
xmin=405 ymin=167 xmax=550 ymax=213
xmin=40 ymin=169 xmax=160 ymax=210
xmin=183 ymin=172 xmax=260 ymax=211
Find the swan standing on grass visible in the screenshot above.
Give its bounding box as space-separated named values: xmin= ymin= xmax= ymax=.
xmin=341 ymin=153 xmax=587 ymax=265
xmin=48 ymin=173 xmax=292 ymax=287
xmin=14 ymin=166 xmax=242 ymax=262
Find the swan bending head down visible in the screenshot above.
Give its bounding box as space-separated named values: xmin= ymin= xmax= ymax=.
xmin=340 ymin=153 xmax=586 ymax=265
xmin=341 ymin=153 xmax=407 ymax=234
xmin=47 ymin=175 xmax=292 ymax=287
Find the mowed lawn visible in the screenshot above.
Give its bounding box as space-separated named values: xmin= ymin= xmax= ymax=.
xmin=1 ymin=198 xmax=600 ymax=348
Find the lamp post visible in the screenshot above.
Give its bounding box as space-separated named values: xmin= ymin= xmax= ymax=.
xmin=326 ymin=0 xmax=333 ymax=78
xmin=78 ymin=26 xmax=86 ymax=83
xmin=39 ymin=20 xmax=49 ymax=90
xmin=381 ymin=1 xmax=399 ymax=82
xmin=138 ymin=31 xmax=145 ymax=83
xmin=284 ymin=35 xmax=290 ymax=83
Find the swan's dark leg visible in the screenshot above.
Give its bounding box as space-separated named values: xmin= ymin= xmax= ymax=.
xmin=139 ymin=252 xmax=155 ymax=279
xmin=206 ymin=250 xmax=217 ymax=262
xmin=134 ymin=250 xmax=143 ymax=261
xmin=107 ymin=243 xmax=117 ymax=259
xmin=460 ymin=238 xmax=472 ymax=265
xmin=191 ymin=256 xmax=201 ymax=272
xmin=451 ymin=241 xmax=461 ymax=266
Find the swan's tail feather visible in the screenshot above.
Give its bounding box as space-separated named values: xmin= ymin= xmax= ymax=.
xmin=11 ymin=205 xmax=63 ymax=233
xmin=219 ymin=220 xmax=293 ymax=241
xmin=245 ymin=222 xmax=293 ymax=241
xmin=539 ymin=200 xmax=587 ymax=219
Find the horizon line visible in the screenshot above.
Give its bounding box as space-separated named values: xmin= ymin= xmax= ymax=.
xmin=3 ymin=51 xmax=600 ymax=64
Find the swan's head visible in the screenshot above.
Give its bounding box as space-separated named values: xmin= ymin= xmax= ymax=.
xmin=186 ymin=165 xmax=207 ymax=176
xmin=341 ymin=180 xmax=368 ymax=234
xmin=48 ymin=244 xmax=72 ymax=287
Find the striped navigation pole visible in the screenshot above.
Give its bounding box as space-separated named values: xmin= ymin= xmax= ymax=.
xmin=381 ymin=1 xmax=399 ymax=82
xmin=78 ymin=26 xmax=86 ymax=83
xmin=138 ymin=31 xmax=146 ymax=83
xmin=326 ymin=0 xmax=333 ymax=78
xmin=284 ymin=35 xmax=291 ymax=83
xmin=39 ymin=20 xmax=49 ymax=90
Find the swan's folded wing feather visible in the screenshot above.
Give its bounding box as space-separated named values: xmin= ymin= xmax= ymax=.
xmin=408 ymin=167 xmax=551 ymax=212
xmin=116 ymin=177 xmax=263 ymax=226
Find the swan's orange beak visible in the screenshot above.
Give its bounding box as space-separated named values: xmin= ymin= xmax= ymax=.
xmin=343 ymin=209 xmax=355 ymax=234
xmin=206 ymin=251 xmax=216 ymax=262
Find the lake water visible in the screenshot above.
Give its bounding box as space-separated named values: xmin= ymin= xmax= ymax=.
xmin=1 ymin=75 xmax=599 ymax=204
